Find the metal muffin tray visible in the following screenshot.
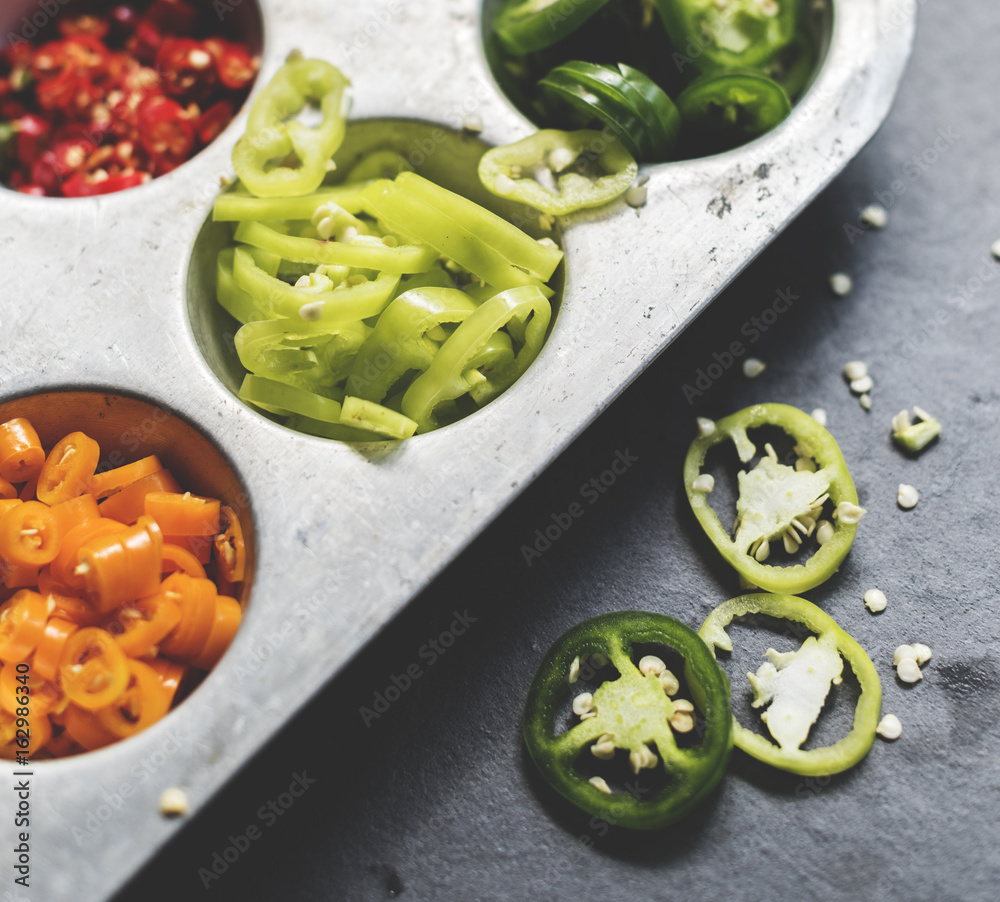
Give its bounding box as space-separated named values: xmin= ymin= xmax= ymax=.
xmin=0 ymin=1 xmax=914 ymax=899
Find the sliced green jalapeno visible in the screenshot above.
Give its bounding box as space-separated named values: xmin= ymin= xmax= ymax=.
xmin=684 ymin=404 xmax=864 ymax=594
xmin=675 ymin=69 xmax=791 ymax=153
xmin=493 ymin=0 xmax=614 ymax=54
xmin=523 ymin=611 xmax=732 ymax=830
xmin=699 ymin=594 xmax=881 ymax=776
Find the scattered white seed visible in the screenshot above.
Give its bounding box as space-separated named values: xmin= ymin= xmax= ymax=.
xmin=572 ymin=692 xmax=595 ymax=718
xmin=911 ymin=643 xmax=932 ymax=665
xmin=829 ymin=272 xmax=853 ymax=296
xmin=537 ymin=213 xmax=556 ymax=232
xmin=876 ymin=714 xmax=903 ymax=740
xmin=588 ymin=775 xmax=613 ymax=794
xmin=669 ymin=711 xmax=695 ymax=733
xmin=893 ymin=645 xmax=917 ymax=666
xmin=659 ymin=670 xmax=680 ymax=696
xmin=591 ymin=653 xmax=609 ymax=667
xmin=815 ymin=520 xmax=835 ymax=545
xmin=568 ymin=655 xmax=580 ymax=684
xmin=158 ymin=788 xmax=189 ymax=818
xmin=835 ymin=501 xmax=866 ymax=524
xmin=628 ymin=743 xmax=658 ymax=774
xmin=753 ymin=537 xmax=771 ymax=562
xmin=860 ymin=203 xmax=888 ymax=229
xmin=638 ymin=655 xmax=666 ymax=676
xmin=188 ymin=49 xmax=212 ymax=69
xmin=591 ymin=733 xmax=616 ymax=760
xmin=743 ymin=357 xmax=766 ymax=378
xmin=811 ymin=408 xmax=828 ymax=427
xmin=864 ymin=588 xmax=887 ymax=613
xmin=843 ymin=361 xmax=868 ymax=381
xmin=625 ymin=185 xmax=648 ymax=208
xmin=850 ymin=375 xmax=874 ymax=394
xmin=696 ymin=416 xmax=716 ymax=437
xmin=691 ymin=474 xmax=715 ymax=494
xmin=461 ymin=114 xmax=483 ymax=134
xmin=782 ymin=531 xmax=801 ymax=554
xmin=897 ymin=484 xmax=920 ymax=509
xmin=548 ymin=146 xmax=575 ymax=172
xmin=896 ymin=657 xmax=923 ymax=683
xmin=859 ymin=393 xmax=873 ymax=410
xmin=298 ymin=301 xmax=326 ymax=321
xmin=795 ymin=457 xmax=817 ymax=473
xmin=991 ymin=238 xmax=1000 ymax=261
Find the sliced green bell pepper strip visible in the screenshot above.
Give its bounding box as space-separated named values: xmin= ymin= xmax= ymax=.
xmin=232 ymin=58 xmax=350 ymax=197
xmin=523 ymin=611 xmax=732 ymax=830
xmin=699 ymin=593 xmax=881 ymax=776
xmin=340 ymin=396 xmax=418 ymax=440
xmin=344 ymin=150 xmax=414 ymax=183
xmin=213 ymin=185 xmax=368 ymax=222
xmin=345 ymin=287 xmax=478 ymax=403
xmin=238 ymin=374 xmax=344 ymax=423
xmin=232 ymin=246 xmax=401 ymax=323
xmin=393 ymin=172 xmax=563 ymax=281
xmin=654 ymin=0 xmax=799 ymax=72
xmin=361 ymin=178 xmax=555 ymax=298
xmin=492 ymin=0 xmax=613 ymax=54
xmin=402 ymin=286 xmax=551 ymax=432
xmin=285 ymin=413 xmax=384 ymax=443
xmin=217 ymin=248 xmax=269 ymax=324
xmin=235 ymin=319 xmax=368 ymax=392
xmin=466 ymin=332 xmax=515 ymax=405
xmin=684 ymin=403 xmax=862 ymax=594
xmin=234 ymin=220 xmax=437 ymax=273
xmin=675 ymin=69 xmax=791 ymax=154
xmin=479 ymin=129 xmax=637 ymax=216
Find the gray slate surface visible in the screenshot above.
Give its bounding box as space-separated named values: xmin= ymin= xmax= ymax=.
xmin=116 ymin=1 xmax=1000 ymax=900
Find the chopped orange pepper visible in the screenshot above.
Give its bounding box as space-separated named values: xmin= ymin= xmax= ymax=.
xmin=18 ymin=475 xmax=39 ymax=502
xmin=0 ymin=663 xmax=64 ymax=717
xmin=0 ymin=709 xmax=52 ymax=759
xmin=0 ymin=478 xmax=17 ymax=501
xmin=32 ymin=616 xmax=79 ymax=682
xmin=2 ymin=560 xmax=40 ymax=590
xmin=62 ymin=704 xmax=117 ymax=751
xmin=161 ymin=542 xmax=208 ymax=578
xmin=109 ymin=592 xmax=183 ymax=658
xmin=163 ymin=532 xmax=213 ymax=563
xmin=0 ymin=418 xmax=45 ymax=484
xmin=98 ymin=469 xmax=182 ymax=523
xmin=214 ymin=505 xmax=247 ymax=582
xmin=149 ymin=657 xmax=187 ymax=706
xmin=41 ymin=588 xmax=103 ymax=627
xmin=191 ymin=596 xmax=242 ymax=670
xmin=0 ymin=589 xmax=48 ymax=663
xmin=49 ymin=493 xmax=101 ymax=535
xmin=87 ymin=455 xmax=163 ymax=499
xmin=77 ymin=515 xmax=164 ymax=613
xmin=97 ymin=659 xmax=173 ymax=738
xmin=0 ymin=499 xmax=63 ymax=567
xmin=145 ymin=491 xmax=221 ymax=536
xmin=59 ymin=626 xmax=131 ymax=711
xmin=36 ymin=432 xmax=101 ymax=505
xmin=158 ymin=573 xmax=218 ymax=661
xmin=50 ymin=517 xmax=128 ymax=592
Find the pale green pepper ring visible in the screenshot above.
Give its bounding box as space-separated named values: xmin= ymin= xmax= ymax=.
xmin=684 ymin=403 xmax=862 ymax=594
xmin=478 ymin=129 xmax=637 ymax=216
xmin=698 ymin=593 xmax=882 ymax=776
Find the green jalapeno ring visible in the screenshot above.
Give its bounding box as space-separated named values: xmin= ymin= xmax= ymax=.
xmin=683 ymin=403 xmax=861 ymax=595
xmin=493 ymin=0 xmax=614 ymax=54
xmin=699 ymin=593 xmax=882 ymax=776
xmin=523 ymin=611 xmax=732 ymax=831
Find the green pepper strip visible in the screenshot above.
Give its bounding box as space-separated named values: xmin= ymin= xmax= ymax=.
xmin=238 ymin=374 xmax=343 ymax=424
xmin=684 ymin=403 xmax=860 ymax=594
xmin=340 ymin=396 xmax=418 ymax=440
xmin=235 ymin=319 xmax=368 ymax=393
xmin=234 ymin=219 xmax=437 ymax=273
xmin=466 ymin=332 xmax=515 ymax=405
xmin=523 ymin=611 xmax=732 ymax=830
xmin=217 ymin=248 xmax=269 ymax=324
xmin=232 ymin=58 xmax=350 ymax=197
xmin=232 ymin=246 xmax=401 ymax=323
xmin=698 ymin=593 xmax=881 ymax=776
xmin=493 ymin=0 xmax=612 ymax=54
xmin=394 ymin=172 xmax=563 ymax=280
xmin=213 ymin=185 xmax=368 ymax=221
xmin=654 ymin=0 xmax=799 ymax=72
xmin=401 ymin=286 xmax=551 ymax=432
xmin=361 ymin=179 xmax=556 ymax=298
xmin=345 ymin=287 xmax=478 ymax=404
xmin=479 ymin=129 xmax=637 ymax=216
xmin=344 ymin=150 xmax=414 ymax=183
xmin=284 ymin=414 xmax=384 ymax=443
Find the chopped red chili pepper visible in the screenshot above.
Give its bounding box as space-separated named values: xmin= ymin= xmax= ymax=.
xmin=0 ymin=1 xmax=258 ymax=198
